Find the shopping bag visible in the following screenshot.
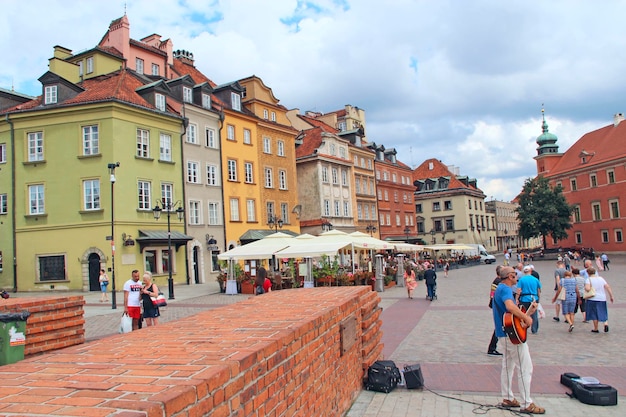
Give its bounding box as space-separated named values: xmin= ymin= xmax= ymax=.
xmin=537 ymin=302 xmax=545 ymax=319
xmin=151 ymin=293 xmax=167 ymax=307
xmin=119 ymin=313 xmax=133 ymax=333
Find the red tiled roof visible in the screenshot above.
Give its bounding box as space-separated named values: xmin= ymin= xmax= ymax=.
xmin=412 ymin=158 xmax=477 ymax=190
xmin=547 ymin=121 xmax=626 ymax=176
xmin=295 ymin=127 xmax=323 ymax=158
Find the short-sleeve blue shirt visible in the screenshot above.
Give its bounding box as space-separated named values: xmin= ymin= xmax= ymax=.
xmin=492 ymin=283 xmax=514 ymax=338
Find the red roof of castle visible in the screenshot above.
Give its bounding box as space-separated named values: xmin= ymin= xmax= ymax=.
xmin=546 ymin=120 xmax=626 ymax=176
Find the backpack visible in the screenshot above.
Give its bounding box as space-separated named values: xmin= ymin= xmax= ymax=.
xmin=365 ymin=360 xmax=401 ymax=393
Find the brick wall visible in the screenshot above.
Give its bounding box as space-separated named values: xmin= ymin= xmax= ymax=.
xmin=0 ymin=287 xmax=382 ymax=416
xmin=0 ymin=296 xmax=85 ymax=356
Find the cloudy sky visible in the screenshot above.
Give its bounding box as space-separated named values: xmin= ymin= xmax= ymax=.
xmin=2 ymin=0 xmax=623 ymax=201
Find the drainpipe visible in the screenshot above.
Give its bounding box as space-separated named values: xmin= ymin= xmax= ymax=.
xmin=217 ymin=109 xmax=226 ymax=252
xmin=179 ymin=109 xmax=190 ymax=285
xmin=5 ymin=114 xmax=17 ymax=292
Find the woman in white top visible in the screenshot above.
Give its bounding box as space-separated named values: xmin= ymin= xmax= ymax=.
xmin=584 ymin=267 xmax=614 ymax=333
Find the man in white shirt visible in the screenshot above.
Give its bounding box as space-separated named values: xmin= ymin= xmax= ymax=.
xmin=124 ymin=270 xmax=142 ymax=330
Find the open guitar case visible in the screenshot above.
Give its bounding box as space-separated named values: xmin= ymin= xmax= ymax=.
xmin=561 ymin=372 xmax=618 ymax=406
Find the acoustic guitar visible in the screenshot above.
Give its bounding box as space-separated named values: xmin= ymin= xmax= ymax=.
xmin=503 ymin=305 xmax=527 ymax=345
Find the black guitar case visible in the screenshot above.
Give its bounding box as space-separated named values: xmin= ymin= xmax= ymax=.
xmin=572 ymin=382 xmax=618 ymax=406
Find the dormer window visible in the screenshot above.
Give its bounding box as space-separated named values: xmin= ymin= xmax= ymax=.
xmin=202 ymin=93 xmax=211 ymax=109
xmin=231 ymin=92 xmax=241 ymax=111
xmin=44 ymin=86 xmax=57 ymax=104
xmin=155 ymin=93 xmax=166 ymax=111
xmin=86 ymin=57 xmax=93 ymax=73
xmin=263 ymin=109 xmax=269 ymax=119
xmin=78 ymin=61 xmax=83 ymax=76
xmin=183 ymin=86 xmax=193 ymax=103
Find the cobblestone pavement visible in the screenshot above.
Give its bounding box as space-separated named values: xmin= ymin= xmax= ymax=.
xmin=346 ymin=255 xmax=626 ymax=417
xmin=15 ymin=256 xmax=626 ymax=416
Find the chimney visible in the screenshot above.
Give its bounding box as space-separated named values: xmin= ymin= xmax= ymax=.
xmin=614 ymin=113 xmax=624 ymax=127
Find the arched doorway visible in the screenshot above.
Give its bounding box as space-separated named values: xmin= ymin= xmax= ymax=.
xmin=88 ymin=253 xmax=101 ymax=291
xmin=193 ymin=246 xmax=200 ymax=284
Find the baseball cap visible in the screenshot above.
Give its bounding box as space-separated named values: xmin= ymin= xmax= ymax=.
xmin=523 ymin=265 xmax=532 ymax=272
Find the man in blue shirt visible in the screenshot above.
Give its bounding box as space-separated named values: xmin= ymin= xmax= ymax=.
xmin=518 ymin=266 xmax=542 ymax=334
xmin=492 ymin=266 xmax=544 ymax=414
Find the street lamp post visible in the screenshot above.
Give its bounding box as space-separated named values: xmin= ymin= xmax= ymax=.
xmin=107 ymin=162 xmax=119 ymax=310
xmin=430 ymin=228 xmax=436 ymax=244
xmin=268 ymin=214 xmax=283 ymax=232
xmin=404 ymin=226 xmax=411 ymax=242
xmin=153 ymin=199 xmax=184 ymax=300
xmin=366 ymin=223 xmax=377 ymax=236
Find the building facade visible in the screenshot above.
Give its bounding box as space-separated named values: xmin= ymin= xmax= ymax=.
xmin=535 ymin=112 xmax=626 ymax=253
xmin=412 ymin=159 xmax=497 ymax=251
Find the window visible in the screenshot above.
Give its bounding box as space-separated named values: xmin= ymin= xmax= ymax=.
xmin=322 ymin=167 xmax=329 ymax=183
xmin=227 ymin=125 xmax=235 ymax=140
xmin=208 ymin=202 xmax=220 ymax=225
xmin=263 ymin=109 xmax=269 ymax=119
xmin=277 ymin=140 xmax=285 ymax=156
xmin=383 ymin=171 xmax=389 ymax=181
xmin=384 ymin=190 xmax=388 ymax=201
xmin=592 ymin=202 xmax=601 ymax=221
xmin=28 ymin=184 xmax=45 ymax=215
xmin=339 ymin=147 xmax=346 ymax=159
xmin=161 ymin=183 xmax=173 ymax=207
xmin=243 ymin=129 xmax=251 ymax=144
xmin=86 ymin=56 xmax=93 ymax=73
xmin=227 ymin=160 xmax=237 ymax=181
xmin=281 ymin=203 xmax=289 ymax=223
xmin=616 ymin=230 xmax=623 ymax=243
xmin=338 ymin=121 xmax=346 ymax=131
xmin=205 ymin=128 xmax=217 ymax=148
xmin=188 ymin=200 xmax=201 ymax=225
xmin=355 ymin=178 xmax=360 ymax=193
xmin=136 ymin=58 xmax=144 ymax=74
xmin=183 ymin=86 xmax=193 ymax=103
xmin=202 ymin=93 xmax=211 ymax=109
xmin=246 ymin=199 xmax=256 ymax=222
xmin=601 ymin=230 xmax=609 ymax=243
xmin=230 ymin=198 xmax=240 ymax=221
xmin=83 ymin=179 xmax=100 ymax=210
xmin=323 ymin=200 xmax=330 ymax=216
xmin=78 ymin=61 xmax=83 ymax=76
xmin=136 ymin=129 xmax=150 ymax=158
xmin=151 ymin=63 xmax=159 ymax=76
xmin=610 ymin=200 xmax=620 ymax=219
xmin=187 ymin=161 xmax=200 ymax=183
xmin=0 ymin=143 xmax=5 ymax=163
xmin=357 ymin=204 xmax=363 ymax=220
xmin=28 ymin=132 xmax=44 ymax=162
xmin=159 ymin=133 xmax=172 ymax=161
xmin=570 ymin=178 xmax=577 ymax=191
xmin=590 ymin=173 xmax=597 ymax=187
xmin=0 ymin=194 xmax=7 ymax=214
xmin=386 ymin=214 xmax=391 ymax=225
xmin=341 ymin=170 xmax=348 ymax=186
xmin=371 ymin=204 xmax=376 ymax=218
xmin=138 ymin=181 xmax=151 ymax=210
xmin=38 ymin=255 xmax=66 ymax=281
xmin=44 ymin=86 xmax=57 ymax=104
xmin=433 ymin=202 xmax=441 ymax=211
xmin=377 ymin=189 xmax=382 ymax=200
xmin=367 ymin=159 xmax=372 ymax=169
xmin=82 ymin=125 xmax=99 ymax=155
xmin=271 ymin=112 xmax=276 ymax=122
xmin=206 ymin=164 xmax=219 ymax=186
xmin=392 ymin=173 xmax=397 ymax=183
xmin=334 ymin=201 xmax=340 ymax=216
xmin=416 ymin=203 xmax=422 ymax=213
xmin=266 ymin=202 xmax=275 ymax=220
xmin=344 ymin=201 xmax=350 ymax=217
xmin=155 ymin=93 xmax=165 ymax=111
xmin=575 ymin=232 xmax=582 ymax=244
xmin=445 ymin=218 xmax=454 ymax=231
xmin=394 ymin=191 xmax=398 ymax=203
xmin=332 ymin=168 xmax=338 ymax=184
xmin=330 ymin=144 xmax=336 ymax=155
xmin=444 ymin=200 xmax=452 ymax=210
xmin=468 ymin=199 xmax=472 ymax=209
xmin=244 ymin=162 xmax=253 ymax=183
xmin=396 ymin=214 xmax=401 ymax=226
xmin=279 ymin=170 xmax=287 ymax=190
xmin=263 ymin=137 xmax=271 ymax=153
xmin=231 ymin=92 xmax=241 ymax=111
xmin=187 ymin=123 xmax=198 ymax=144
xmin=265 ymin=167 xmax=273 ymax=188
xmin=573 ymin=206 xmax=581 ymax=223
xmin=607 ymin=170 xmax=615 ymax=184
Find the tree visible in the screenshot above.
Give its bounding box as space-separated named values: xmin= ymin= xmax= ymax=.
xmin=516 ymin=176 xmax=573 ymax=249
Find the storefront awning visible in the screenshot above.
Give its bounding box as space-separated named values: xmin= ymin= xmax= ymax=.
xmin=239 ymin=229 xmax=298 ymax=245
xmin=135 ymin=229 xmax=193 ymax=252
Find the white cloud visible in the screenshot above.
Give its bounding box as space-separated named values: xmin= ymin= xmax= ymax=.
xmin=2 ymin=0 xmax=624 ymax=202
